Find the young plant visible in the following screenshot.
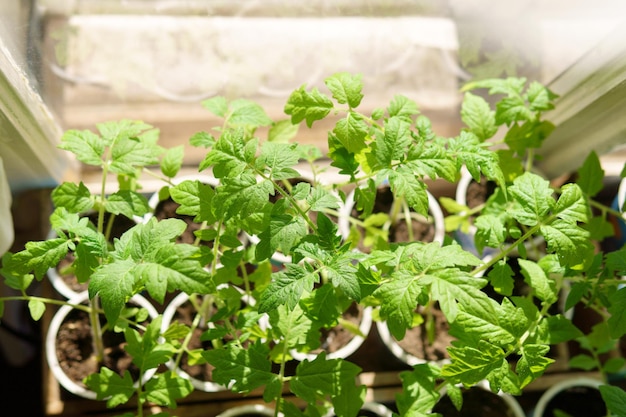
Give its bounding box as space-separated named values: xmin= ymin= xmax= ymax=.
xmin=0 ymin=73 xmax=625 ymax=417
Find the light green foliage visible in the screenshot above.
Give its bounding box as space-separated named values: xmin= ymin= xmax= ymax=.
xmin=2 ymin=74 xmax=625 ymax=417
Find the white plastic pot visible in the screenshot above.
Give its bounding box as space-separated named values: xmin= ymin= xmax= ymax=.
xmin=160 ymin=286 xmax=263 ymax=392
xmin=375 ymin=310 xmax=451 ymax=368
xmin=45 ymin=291 xmax=158 ymax=400
xmin=290 ymin=305 xmax=373 ymax=362
xmin=339 ymin=185 xmax=445 ymax=249
xmin=433 ymin=380 xmax=525 ymax=417
xmin=532 ymin=377 xmax=606 ymax=417
xmin=216 ymin=404 xmax=282 ymax=417
xmin=454 ymin=167 xmax=546 ymax=259
xmin=323 ymin=401 xmax=393 ymax=417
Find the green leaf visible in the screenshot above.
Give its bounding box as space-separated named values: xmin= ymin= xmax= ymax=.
xmin=461 ymin=92 xmax=497 ymax=141
xmin=600 ymin=385 xmax=626 ymax=417
xmin=333 ymin=111 xmax=369 ymax=154
xmin=373 ymin=271 xmax=424 ymax=340
xmin=503 ymin=120 xmax=554 ymax=153
xmin=406 ymin=142 xmax=458 ymax=182
xmin=441 ymin=340 xmax=506 ymax=385
xmin=508 ymin=172 xmax=554 ymax=226
xmin=256 ymin=214 xmax=307 ymax=261
xmin=426 ymin=268 xmax=488 ymax=323
xmin=608 ymin=288 xmax=626 ymax=339
xmin=143 ymin=371 xmax=194 ymax=408
xmin=109 ymin=134 xmax=163 ymax=175
xmin=124 ymin=318 xmax=174 ymax=371
xmin=540 ymin=221 xmax=592 ymax=266
xmin=285 ymin=85 xmax=334 ymax=128
xmin=373 ymin=117 xmax=411 ymax=167
xmin=84 ymin=368 xmax=135 ymax=407
xmin=203 ymin=342 xmax=280 ymax=399
xmin=388 ymin=168 xmax=429 ymax=217
xmin=268 ymin=119 xmax=299 ymax=143
xmin=324 ymin=72 xmax=364 ymax=108
xmin=462 ymin=77 xmax=527 ymax=96
xmin=199 ymin=128 xmax=256 ymax=177
xmin=290 ymin=353 xmax=364 ymax=417
xmin=387 ymin=95 xmax=420 ymax=123
xmin=58 ymin=129 xmax=103 ymax=166
xmin=227 ymin=99 xmax=272 ymax=128
xmin=51 ymin=182 xmax=94 ymax=213
xmin=104 ymin=190 xmax=150 ymax=219
xmin=396 ymin=364 xmax=441 ymax=417
xmin=569 ymin=354 xmax=598 ymax=371
xmin=516 ymin=344 xmax=553 ymax=388
xmin=258 ymin=263 xmax=317 ymax=312
xmin=554 ymin=183 xmax=589 ymax=224
xmin=201 ymin=96 xmax=228 ymax=117
xmin=518 ymin=259 xmax=557 ymax=304
xmin=28 ymin=299 xmax=45 ymax=321
xmin=525 ymin=81 xmax=558 ymax=111
xmin=496 ymin=96 xmax=533 ymax=125
xmin=260 ymin=142 xmax=301 ymax=180
xmin=487 ymin=260 xmax=515 ymax=296
xmin=189 ymin=131 xmax=215 ymax=148
xmin=451 ymin=296 xmax=525 ymax=346
xmin=576 ymin=151 xmax=604 ymax=197
xmin=299 ymin=285 xmax=340 ymax=328
xmin=169 ymin=180 xmax=216 ymax=223
xmin=161 ymin=145 xmax=185 ymax=178
xmin=269 ymin=303 xmax=316 ymax=349
xmin=12 ymin=238 xmax=71 ymax=280
xmin=545 ymin=315 xmax=583 ymax=344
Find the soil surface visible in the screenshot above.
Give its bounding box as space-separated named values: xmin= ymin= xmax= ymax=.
xmin=394 ymin=305 xmax=453 ymax=363
xmin=353 ymin=185 xmax=436 ymax=251
xmin=538 ymin=385 xmax=607 ymax=417
xmin=464 ymin=177 xmax=497 ymax=211
xmin=54 ymin=302 xmax=148 ymax=396
xmin=432 ymin=386 xmax=519 ymax=417
xmin=309 ymin=302 xmax=365 ymax=356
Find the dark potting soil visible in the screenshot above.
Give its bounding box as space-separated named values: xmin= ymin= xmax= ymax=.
xmin=154 ymin=198 xmax=205 ymax=245
xmin=55 ymin=307 xmax=143 ymax=396
xmin=432 ymin=386 xmax=519 ymax=417
xmin=539 ymin=385 xmax=607 ymax=417
xmin=353 ymin=185 xmax=436 ymax=251
xmin=464 ymin=177 xmax=497 ymax=211
xmin=394 ymin=305 xmax=452 ymax=362
xmin=309 ymin=302 xmax=364 ymax=356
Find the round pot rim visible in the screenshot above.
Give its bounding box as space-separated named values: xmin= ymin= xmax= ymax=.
xmin=375 ymin=319 xmax=451 ymax=367
xmin=323 ymin=401 xmax=394 ymax=417
xmin=215 ymin=404 xmax=283 ymax=417
xmin=45 ymin=290 xmax=158 ymax=400
xmin=160 ymin=285 xmax=261 ymax=392
xmin=532 ymin=376 xmax=604 ymax=417
xmin=290 ymin=305 xmax=373 ymax=362
xmin=435 ymin=380 xmax=526 ymax=417
xmin=339 ymin=185 xmax=445 ymax=247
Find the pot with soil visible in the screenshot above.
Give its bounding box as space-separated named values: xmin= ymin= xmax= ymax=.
xmin=46 ymin=213 xmax=138 ymax=299
xmin=290 ymin=300 xmax=373 ymax=362
xmin=376 ymin=302 xmax=453 ymax=367
xmin=323 ymin=401 xmax=394 ymax=417
xmin=454 ymin=167 xmax=546 ymax=259
xmin=341 ymin=183 xmax=445 ymax=253
xmin=216 ymin=404 xmax=282 ymax=417
xmin=532 ymin=377 xmax=607 ymax=417
xmin=432 ymin=380 xmax=525 ymax=417
xmin=45 ymin=290 xmax=158 ymax=400
xmin=160 ymin=285 xmax=262 ymax=392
